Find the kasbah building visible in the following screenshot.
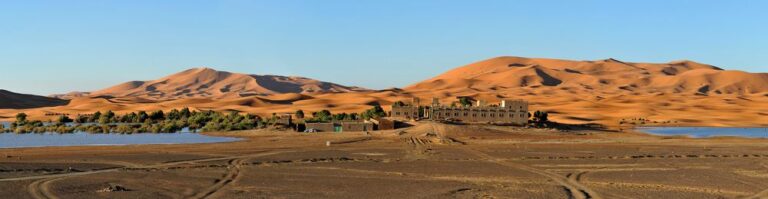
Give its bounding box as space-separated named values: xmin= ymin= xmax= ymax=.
xmin=391 ymin=97 xmax=529 ymax=125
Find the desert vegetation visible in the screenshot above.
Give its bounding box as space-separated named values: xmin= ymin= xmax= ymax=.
xmin=300 ymin=105 xmax=387 ymax=123
xmin=529 ymin=110 xmax=550 ymax=128
xmin=1 ymin=108 xmax=265 ymax=134
xmin=619 ymin=117 xmax=679 ymax=126
xmin=1 ymin=105 xmax=392 ymax=134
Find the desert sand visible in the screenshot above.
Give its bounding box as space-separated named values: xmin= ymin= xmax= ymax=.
xmin=2 ymin=56 xmax=767 ymax=127
xmin=54 ymin=67 xmax=369 ymax=100
xmin=1 ymin=122 xmax=768 ymax=199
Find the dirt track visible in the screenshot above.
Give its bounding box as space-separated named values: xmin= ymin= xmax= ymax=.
xmin=2 ymin=123 xmax=768 ymax=198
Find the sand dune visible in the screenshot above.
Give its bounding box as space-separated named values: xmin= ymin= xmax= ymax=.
xmin=3 ymin=57 xmax=767 ymax=127
xmin=403 ymin=56 xmax=768 ymax=126
xmin=56 ymin=67 xmax=369 ymax=100
xmin=405 ymin=56 xmax=766 ymax=95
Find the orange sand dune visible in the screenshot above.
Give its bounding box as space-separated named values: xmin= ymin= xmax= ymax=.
xmin=405 ymin=56 xmax=767 ymax=95
xmin=56 ymin=67 xmax=368 ymax=100
xmin=2 ymin=56 xmax=767 ymax=126
xmin=402 ymin=56 xmax=768 ymax=126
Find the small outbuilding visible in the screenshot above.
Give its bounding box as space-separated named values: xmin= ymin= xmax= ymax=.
xmin=303 ymin=121 xmax=374 ymax=132
xmin=370 ymin=118 xmax=395 ymax=130
xmin=304 ymin=122 xmax=335 ymax=132
xmin=340 ymin=121 xmax=374 ymax=132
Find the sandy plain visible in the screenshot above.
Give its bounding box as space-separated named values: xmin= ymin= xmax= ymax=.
xmin=1 ymin=122 xmax=768 ymax=199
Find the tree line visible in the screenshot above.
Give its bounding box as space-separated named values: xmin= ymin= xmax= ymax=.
xmin=296 ymin=105 xmax=387 ymax=123
xmin=0 ymin=108 xmax=270 ymax=134
xmin=0 ymin=105 xmax=390 ymax=134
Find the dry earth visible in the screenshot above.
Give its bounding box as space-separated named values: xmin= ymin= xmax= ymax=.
xmin=2 ymin=122 xmax=768 ymax=199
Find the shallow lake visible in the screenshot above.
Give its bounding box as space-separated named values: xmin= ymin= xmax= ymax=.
xmin=640 ymin=127 xmax=768 ymax=138
xmin=0 ymin=122 xmax=240 ymax=148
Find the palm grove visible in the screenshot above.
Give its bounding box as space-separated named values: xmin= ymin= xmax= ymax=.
xmin=0 ymin=105 xmax=392 ymax=134
xmin=1 ymin=108 xmax=261 ymax=134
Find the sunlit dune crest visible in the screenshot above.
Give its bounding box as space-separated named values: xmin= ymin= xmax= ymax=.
xmin=2 ymin=57 xmax=767 ymax=126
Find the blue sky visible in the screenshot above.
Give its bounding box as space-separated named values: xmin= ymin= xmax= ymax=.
xmin=1 ymin=0 xmax=766 ymax=95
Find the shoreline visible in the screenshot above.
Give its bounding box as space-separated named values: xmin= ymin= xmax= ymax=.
xmin=2 ymin=123 xmax=768 ymax=151
xmin=0 ymin=131 xmax=243 ymax=150
xmin=629 ymin=126 xmax=768 ymax=140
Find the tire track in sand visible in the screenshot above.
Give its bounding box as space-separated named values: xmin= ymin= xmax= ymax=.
xmin=27 ymin=177 xmax=61 ymax=199
xmin=426 ymin=123 xmax=600 ymax=199
xmin=188 ymin=150 xmax=292 ymax=199
xmin=567 ymin=171 xmax=587 ymax=183
xmin=12 ymin=150 xmax=292 ymax=199
xmin=463 ymin=148 xmax=601 ymax=199
xmin=1 ymin=150 xmax=293 ymax=182
xmin=744 ymin=163 xmax=768 ymax=199
xmin=190 ymin=158 xmax=245 ymax=199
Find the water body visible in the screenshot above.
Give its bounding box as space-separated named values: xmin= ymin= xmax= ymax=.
xmin=0 ymin=121 xmax=240 ymax=148
xmin=640 ymin=127 xmax=768 ymax=138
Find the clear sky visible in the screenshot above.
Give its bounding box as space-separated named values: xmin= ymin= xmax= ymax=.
xmin=1 ymin=1 xmax=766 ymax=95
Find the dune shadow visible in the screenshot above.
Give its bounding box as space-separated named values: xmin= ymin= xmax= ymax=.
xmin=563 ymin=116 xmax=595 ymax=122
xmin=252 ymin=75 xmax=305 ymax=93
xmin=0 ymin=90 xmax=70 ymax=109
xmin=534 ymin=68 xmax=563 ymax=86
xmin=564 ymin=68 xmax=582 ymax=74
xmin=697 ymin=85 xmax=710 ymax=94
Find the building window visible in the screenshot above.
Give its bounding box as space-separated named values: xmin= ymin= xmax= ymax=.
xmin=454 ymin=113 xmax=459 ymax=117
xmin=463 ymin=113 xmax=468 ymax=116
xmin=490 ymin=113 xmax=494 ymax=117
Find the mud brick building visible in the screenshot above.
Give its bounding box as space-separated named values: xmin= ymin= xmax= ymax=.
xmin=391 ymin=97 xmax=529 ymax=125
xmin=370 ymin=118 xmax=395 ymax=130
xmin=391 ymin=98 xmax=421 ymax=120
xmin=275 ymin=114 xmax=292 ymax=126
xmin=304 ymin=121 xmax=374 ymax=132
